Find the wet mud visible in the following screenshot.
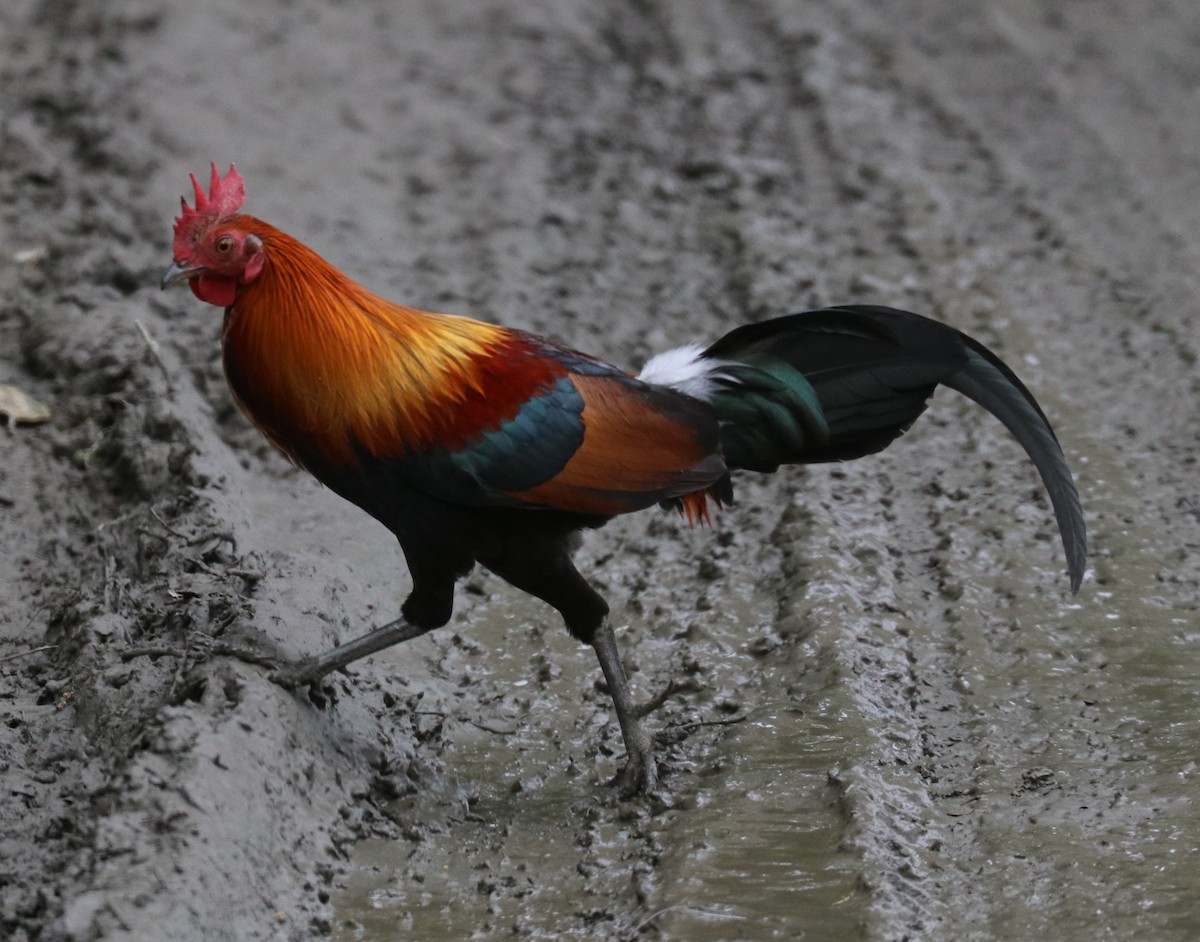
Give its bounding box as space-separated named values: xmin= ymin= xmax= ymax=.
xmin=2 ymin=1 xmax=1199 ymax=940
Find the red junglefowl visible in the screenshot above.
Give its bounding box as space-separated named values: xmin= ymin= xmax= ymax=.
xmin=162 ymin=164 xmax=1086 ymax=795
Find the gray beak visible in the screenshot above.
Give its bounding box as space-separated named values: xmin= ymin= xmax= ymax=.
xmin=161 ymin=260 xmax=205 ymax=289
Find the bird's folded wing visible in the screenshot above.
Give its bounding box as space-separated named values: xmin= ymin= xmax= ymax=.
xmin=502 ymin=372 xmax=726 ymax=515
xmin=392 ymin=369 xmax=725 ymax=517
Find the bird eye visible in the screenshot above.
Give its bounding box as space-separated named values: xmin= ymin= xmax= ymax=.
xmin=214 ymin=236 xmax=235 ymax=255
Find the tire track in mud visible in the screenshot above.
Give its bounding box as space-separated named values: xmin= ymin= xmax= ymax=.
xmin=773 ymin=1 xmax=1200 ymax=938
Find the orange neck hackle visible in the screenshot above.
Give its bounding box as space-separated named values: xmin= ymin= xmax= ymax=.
xmin=220 ymin=218 xmax=523 ymax=471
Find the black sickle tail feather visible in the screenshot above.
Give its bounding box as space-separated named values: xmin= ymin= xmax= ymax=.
xmin=702 ymin=304 xmax=1087 ymax=592
xmin=942 ymin=336 xmax=1087 ymax=593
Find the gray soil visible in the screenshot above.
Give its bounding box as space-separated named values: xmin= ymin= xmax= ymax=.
xmin=3 ymin=1 xmax=1199 ymax=940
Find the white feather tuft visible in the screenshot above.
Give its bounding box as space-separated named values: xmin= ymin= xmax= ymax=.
xmin=638 ymin=344 xmax=727 ymax=400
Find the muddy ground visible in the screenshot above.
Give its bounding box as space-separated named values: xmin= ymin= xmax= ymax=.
xmin=2 ymin=0 xmax=1199 ymax=939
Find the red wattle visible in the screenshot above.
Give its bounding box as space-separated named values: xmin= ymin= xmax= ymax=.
xmin=191 ymin=274 xmax=238 ymax=308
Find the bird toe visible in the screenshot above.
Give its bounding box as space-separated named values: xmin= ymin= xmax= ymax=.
xmin=611 ymin=748 xmax=660 ymax=798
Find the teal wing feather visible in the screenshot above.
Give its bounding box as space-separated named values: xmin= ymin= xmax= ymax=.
xmin=378 ymin=373 xmax=588 ymax=508
xmin=448 ymin=375 xmax=586 ymax=493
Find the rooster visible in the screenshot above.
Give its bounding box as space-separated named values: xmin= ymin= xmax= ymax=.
xmin=162 ymin=164 xmax=1086 ymax=795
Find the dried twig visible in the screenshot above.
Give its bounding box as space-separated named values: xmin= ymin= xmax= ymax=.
xmin=626 ymin=904 xmax=745 ymax=938
xmin=670 ymin=715 xmax=748 ymax=734
xmin=135 ymin=319 xmax=175 ymax=395
xmin=149 ymin=506 xmax=189 ymax=541
xmin=0 ymin=644 xmax=56 ymax=665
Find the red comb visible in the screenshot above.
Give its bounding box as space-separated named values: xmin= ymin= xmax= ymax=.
xmin=172 ymin=163 xmax=246 ymax=258
xmin=181 ymin=162 xmax=245 ymax=218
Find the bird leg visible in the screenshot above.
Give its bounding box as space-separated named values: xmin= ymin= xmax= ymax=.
xmin=270 ymin=616 xmax=431 ymax=688
xmin=592 ymin=619 xmax=659 ymax=796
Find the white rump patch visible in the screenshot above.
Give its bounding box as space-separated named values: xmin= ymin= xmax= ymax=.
xmin=638 ymin=344 xmax=728 ymax=400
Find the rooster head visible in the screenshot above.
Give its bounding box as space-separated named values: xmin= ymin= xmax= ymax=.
xmin=162 ymin=163 xmax=264 ymax=307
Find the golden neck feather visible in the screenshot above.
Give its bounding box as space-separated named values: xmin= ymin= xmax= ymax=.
xmin=221 ymin=220 xmax=509 ymax=467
